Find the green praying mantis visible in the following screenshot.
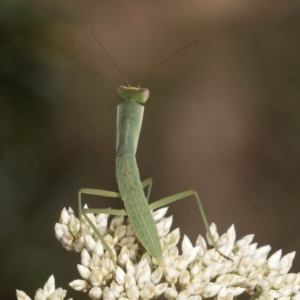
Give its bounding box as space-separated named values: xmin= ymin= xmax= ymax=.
xmin=78 ymin=33 xmax=228 ymax=266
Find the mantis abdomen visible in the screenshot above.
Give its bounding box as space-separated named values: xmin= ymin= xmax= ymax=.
xmin=116 ymin=155 xmax=162 ymax=263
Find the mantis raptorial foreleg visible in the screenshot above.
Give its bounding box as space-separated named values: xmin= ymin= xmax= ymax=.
xmin=78 ymin=177 xmax=153 ymax=221
xmin=78 ymin=188 xmax=125 ymax=265
xmin=78 ymin=178 xmax=153 ymax=265
xmin=78 ymin=188 xmax=121 ymax=221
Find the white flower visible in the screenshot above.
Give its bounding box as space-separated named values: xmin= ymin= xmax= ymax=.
xmin=54 ymin=206 xmax=300 ymax=300
xmin=16 ymin=275 xmax=70 ymax=300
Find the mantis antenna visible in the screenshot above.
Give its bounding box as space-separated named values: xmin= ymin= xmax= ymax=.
xmin=139 ymin=39 xmax=200 ymax=86
xmin=92 ymin=24 xmax=200 ymax=87
xmin=92 ymin=23 xmax=130 ymax=86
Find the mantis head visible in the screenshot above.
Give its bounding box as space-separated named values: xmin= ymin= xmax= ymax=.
xmin=117 ymin=86 xmax=150 ymax=104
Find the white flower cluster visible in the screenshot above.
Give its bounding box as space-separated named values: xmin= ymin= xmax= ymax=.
xmin=54 ymin=206 xmax=300 ymax=300
xmin=16 ymin=275 xmax=71 ymax=300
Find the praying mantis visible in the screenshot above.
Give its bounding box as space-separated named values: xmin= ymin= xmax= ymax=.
xmin=78 ymin=34 xmax=226 ymax=266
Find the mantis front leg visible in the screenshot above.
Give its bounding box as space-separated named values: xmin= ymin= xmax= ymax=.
xmin=77 ymin=180 xmax=153 ymax=265
xmin=78 ymin=188 xmax=126 ymax=266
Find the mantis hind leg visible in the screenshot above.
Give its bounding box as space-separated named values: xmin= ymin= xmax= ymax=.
xmin=141 ymin=177 xmax=153 ymax=202
xmin=78 ymin=188 xmax=127 ymax=266
xmin=148 ymin=189 xmax=232 ymax=260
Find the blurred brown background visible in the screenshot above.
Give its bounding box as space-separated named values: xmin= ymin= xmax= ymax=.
xmin=1 ymin=0 xmax=300 ymax=299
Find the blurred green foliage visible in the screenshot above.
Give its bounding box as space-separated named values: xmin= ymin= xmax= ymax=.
xmin=0 ymin=2 xmax=64 ymax=299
